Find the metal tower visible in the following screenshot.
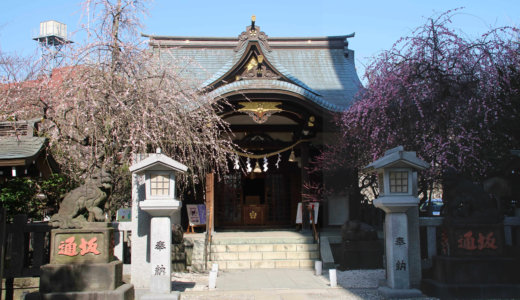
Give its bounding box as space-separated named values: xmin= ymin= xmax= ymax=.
xmin=33 ymin=20 xmax=72 ymax=75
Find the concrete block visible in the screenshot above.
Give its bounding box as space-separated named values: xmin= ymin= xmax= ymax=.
xmin=210 ymin=245 xmax=226 ymax=253
xmin=250 ymin=260 xmax=275 ymax=269
xmin=210 ymin=252 xmax=238 ymax=261
xmin=224 ymin=245 xmax=238 ymax=252
xmin=236 ymin=245 xmax=251 ymax=252
xmin=252 ymin=244 xmax=274 ymax=252
xmin=299 ymin=260 xmax=315 ymax=268
xmin=296 ymin=244 xmax=318 ymax=251
xmin=263 ymin=252 xmax=286 ymax=260
xmin=275 ymin=260 xmax=299 ymax=268
xmin=320 ymin=236 xmax=335 ymax=269
xmin=274 ymin=244 xmax=296 ymax=252
xmin=288 ymin=252 xmax=311 ymax=259
xmin=226 ymin=260 xmax=251 ymax=269
xmin=238 ymin=252 xmax=262 ymax=260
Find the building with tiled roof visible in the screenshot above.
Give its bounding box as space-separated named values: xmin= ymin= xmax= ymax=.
xmin=144 ymin=18 xmax=362 ymax=229
xmin=0 ymin=119 xmax=58 ymax=183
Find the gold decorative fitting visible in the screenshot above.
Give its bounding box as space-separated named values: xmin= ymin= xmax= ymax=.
xmin=249 ymin=210 xmax=257 ymax=219
xmin=238 ymin=102 xmax=282 ymax=124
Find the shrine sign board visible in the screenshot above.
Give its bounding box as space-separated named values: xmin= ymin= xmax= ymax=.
xmin=187 ymin=204 xmax=206 ymax=226
xmin=50 ymin=224 xmax=114 ymax=264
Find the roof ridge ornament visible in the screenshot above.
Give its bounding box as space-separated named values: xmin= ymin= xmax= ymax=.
xmin=235 ymin=15 xmax=272 ymax=52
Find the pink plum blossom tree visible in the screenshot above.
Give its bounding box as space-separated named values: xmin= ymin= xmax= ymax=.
xmin=317 ymin=10 xmax=520 ymax=203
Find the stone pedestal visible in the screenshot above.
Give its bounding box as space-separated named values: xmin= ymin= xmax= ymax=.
xmin=28 ymin=223 xmax=134 ymax=300
xmin=422 ymin=256 xmax=520 ymax=298
xmin=40 ymin=260 xmax=122 ymax=293
xmin=421 ymin=222 xmax=520 ymax=298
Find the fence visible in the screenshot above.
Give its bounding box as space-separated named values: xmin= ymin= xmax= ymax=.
xmin=0 ymin=214 xmax=52 ymax=300
xmin=419 ymin=216 xmax=520 ymax=269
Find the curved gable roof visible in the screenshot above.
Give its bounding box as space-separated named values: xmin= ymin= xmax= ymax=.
xmin=144 ymin=25 xmax=362 ymax=112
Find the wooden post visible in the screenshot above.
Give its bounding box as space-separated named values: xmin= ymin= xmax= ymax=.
xmin=205 ymin=173 xmax=214 ymax=239
xmin=0 ymin=207 xmax=5 ymax=300
xmin=300 ymin=142 xmax=311 ymax=232
xmin=7 ymin=215 xmax=27 ymax=277
xmin=203 ymin=173 xmax=214 ymax=270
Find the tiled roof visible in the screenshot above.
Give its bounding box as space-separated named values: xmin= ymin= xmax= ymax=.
xmin=148 ymin=33 xmax=362 ymax=112
xmin=0 ymin=136 xmax=46 ymax=161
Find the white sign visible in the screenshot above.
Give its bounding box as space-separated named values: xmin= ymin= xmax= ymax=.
xmin=295 ymin=202 xmax=319 ymax=224
xmin=186 ymin=204 xmax=206 ymax=225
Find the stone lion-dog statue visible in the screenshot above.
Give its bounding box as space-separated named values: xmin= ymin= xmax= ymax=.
xmin=51 ymin=168 xmax=112 ymax=229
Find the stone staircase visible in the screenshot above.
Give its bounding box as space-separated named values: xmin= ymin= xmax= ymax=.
xmin=186 ymin=231 xmax=319 ymax=270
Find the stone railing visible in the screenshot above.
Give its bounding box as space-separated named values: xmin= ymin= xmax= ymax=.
xmin=419 ymin=216 xmax=520 ymax=269
xmin=111 ymin=221 xmax=132 ymax=264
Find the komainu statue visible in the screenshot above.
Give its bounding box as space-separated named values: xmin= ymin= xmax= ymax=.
xmin=442 ymin=167 xmax=501 ymax=224
xmin=51 ymin=169 xmax=112 ymax=228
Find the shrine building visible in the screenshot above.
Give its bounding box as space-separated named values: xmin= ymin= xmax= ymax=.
xmin=144 ymin=18 xmax=362 ymax=229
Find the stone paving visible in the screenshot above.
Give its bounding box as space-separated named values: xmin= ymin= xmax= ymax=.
xmin=163 ymin=269 xmax=438 ymax=300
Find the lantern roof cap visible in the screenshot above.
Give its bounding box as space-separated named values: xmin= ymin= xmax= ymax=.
xmin=130 ymin=153 xmax=188 ymax=174
xmin=364 ymin=146 xmax=429 ymax=172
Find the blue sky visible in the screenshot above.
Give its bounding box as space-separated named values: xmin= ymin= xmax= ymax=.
xmin=0 ymin=0 xmax=518 ymax=80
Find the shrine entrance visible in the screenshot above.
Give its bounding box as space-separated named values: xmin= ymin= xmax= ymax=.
xmin=214 ymin=158 xmax=301 ymax=228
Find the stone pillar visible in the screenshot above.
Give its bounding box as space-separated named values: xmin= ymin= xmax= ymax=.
xmin=149 ymin=217 xmax=172 ymax=293
xmin=407 ymin=204 xmax=422 ymax=287
xmin=384 ymin=212 xmax=410 ymax=289
xmin=130 ymin=173 xmax=150 ymax=289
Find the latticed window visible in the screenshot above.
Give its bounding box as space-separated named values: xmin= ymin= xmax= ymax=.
xmin=389 ymin=171 xmax=408 ymax=193
xmin=150 ymin=174 xmax=170 ymax=196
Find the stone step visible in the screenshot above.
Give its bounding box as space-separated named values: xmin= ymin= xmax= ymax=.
xmin=215 ymin=259 xmax=316 ymax=269
xmin=210 ymin=243 xmax=319 ymax=253
xmin=210 ymin=236 xmax=315 ymax=245
xmin=210 ymin=251 xmax=320 ymax=261
xmin=187 ymin=232 xmax=319 ymax=271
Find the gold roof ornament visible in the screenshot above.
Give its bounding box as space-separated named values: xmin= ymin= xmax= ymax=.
xmin=251 ymin=15 xmax=256 ymax=32
xmin=238 ymin=101 xmax=282 ymax=124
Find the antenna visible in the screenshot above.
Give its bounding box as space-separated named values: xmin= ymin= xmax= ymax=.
xmin=33 ymin=20 xmax=73 ymax=75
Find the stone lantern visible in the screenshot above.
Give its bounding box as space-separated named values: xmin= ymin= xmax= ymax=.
xmin=129 ymin=150 xmax=187 ymax=296
xmin=364 ymin=146 xmax=428 ymax=296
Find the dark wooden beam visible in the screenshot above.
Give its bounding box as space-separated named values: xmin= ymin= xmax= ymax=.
xmin=229 ymin=124 xmax=300 ymax=132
